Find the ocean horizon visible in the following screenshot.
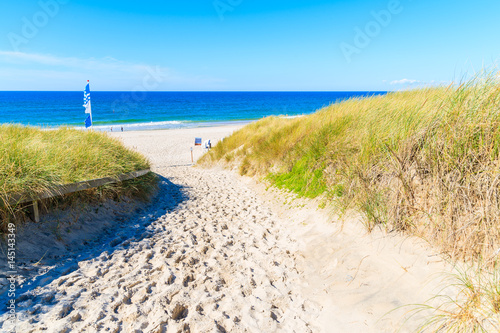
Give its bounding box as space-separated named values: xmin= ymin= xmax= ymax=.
xmin=0 ymin=91 xmax=387 ymax=131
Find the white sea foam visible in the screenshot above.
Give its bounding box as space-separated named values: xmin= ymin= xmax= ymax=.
xmin=73 ymin=119 xmax=254 ymax=132
xmin=92 ymin=120 xmax=186 ymax=131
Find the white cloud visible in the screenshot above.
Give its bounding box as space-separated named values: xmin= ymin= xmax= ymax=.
xmin=389 ymin=78 xmax=421 ymax=85
xmin=387 ymin=78 xmax=454 ymax=89
xmin=0 ymin=50 xmax=224 ymax=90
xmin=0 ymin=50 xmax=169 ymax=76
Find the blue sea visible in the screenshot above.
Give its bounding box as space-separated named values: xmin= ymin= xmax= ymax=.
xmin=0 ymin=91 xmax=387 ymax=131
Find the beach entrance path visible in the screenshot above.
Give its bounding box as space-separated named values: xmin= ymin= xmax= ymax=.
xmin=2 ymin=125 xmax=452 ymax=332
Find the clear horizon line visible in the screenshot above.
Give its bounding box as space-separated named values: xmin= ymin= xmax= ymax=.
xmin=0 ymin=90 xmax=391 ymax=93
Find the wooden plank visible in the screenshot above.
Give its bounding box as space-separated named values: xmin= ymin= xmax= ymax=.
xmin=7 ymin=169 xmax=150 ymax=206
xmin=28 ymin=201 xmax=40 ymax=223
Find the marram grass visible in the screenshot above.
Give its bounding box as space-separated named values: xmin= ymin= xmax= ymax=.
xmin=199 ymin=73 xmax=500 ymax=264
xmin=403 ymin=262 xmax=500 ymax=332
xmin=0 ymin=125 xmax=155 ymax=229
xmin=201 ymin=74 xmax=500 ymax=330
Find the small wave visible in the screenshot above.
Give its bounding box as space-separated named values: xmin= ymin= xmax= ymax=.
xmin=94 ymin=120 xmax=184 ymax=128
xmin=72 ymin=119 xmax=254 ymax=132
xmin=81 ymin=120 xmax=188 ymax=131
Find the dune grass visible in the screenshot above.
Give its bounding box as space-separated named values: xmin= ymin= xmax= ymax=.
xmin=399 ymin=261 xmax=500 ymax=332
xmin=0 ymin=125 xmax=156 ymax=230
xmin=200 ymin=72 xmax=500 ymax=331
xmin=199 ymin=73 xmax=500 ymax=264
xmin=200 ymin=73 xmax=500 ymax=330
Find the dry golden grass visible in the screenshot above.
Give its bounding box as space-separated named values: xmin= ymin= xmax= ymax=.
xmin=201 ymin=74 xmax=500 ymax=330
xmin=200 ymin=73 xmax=500 ymax=264
xmin=404 ymin=263 xmax=500 ymax=332
xmin=200 ymin=72 xmax=500 ymax=331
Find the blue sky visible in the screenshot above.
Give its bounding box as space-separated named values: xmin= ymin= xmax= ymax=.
xmin=0 ymin=0 xmax=498 ymax=91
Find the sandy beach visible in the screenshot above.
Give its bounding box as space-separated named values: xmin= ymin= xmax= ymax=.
xmin=0 ymin=124 xmax=454 ymax=332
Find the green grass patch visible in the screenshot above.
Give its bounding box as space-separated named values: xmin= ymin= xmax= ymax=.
xmin=268 ymin=158 xmax=326 ymax=198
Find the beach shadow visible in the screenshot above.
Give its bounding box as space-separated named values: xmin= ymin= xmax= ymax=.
xmin=0 ymin=174 xmax=189 ymax=312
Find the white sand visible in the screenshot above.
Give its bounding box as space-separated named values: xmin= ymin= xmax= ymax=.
xmin=0 ymin=125 xmax=455 ymax=332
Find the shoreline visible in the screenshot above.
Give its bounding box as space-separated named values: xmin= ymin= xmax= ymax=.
xmin=90 ymin=119 xmax=256 ymax=132
xmin=4 ymin=119 xmax=255 ymax=132
xmin=3 ymin=115 xmax=306 ymax=134
xmin=90 ymin=114 xmax=304 ymax=132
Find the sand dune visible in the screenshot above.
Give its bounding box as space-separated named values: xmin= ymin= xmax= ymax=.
xmin=0 ymin=125 xmax=454 ymax=332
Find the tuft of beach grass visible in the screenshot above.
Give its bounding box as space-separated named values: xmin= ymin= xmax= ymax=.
xmin=401 ymin=262 xmax=500 ymax=332
xmin=0 ymin=125 xmax=156 ymax=230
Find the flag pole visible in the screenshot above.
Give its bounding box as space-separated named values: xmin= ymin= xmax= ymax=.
xmin=84 ymin=80 xmax=93 ymax=129
xmin=89 ymin=80 xmax=93 ymax=129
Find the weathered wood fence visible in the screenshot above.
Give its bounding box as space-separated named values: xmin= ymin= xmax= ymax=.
xmin=6 ymin=169 xmax=151 ymax=222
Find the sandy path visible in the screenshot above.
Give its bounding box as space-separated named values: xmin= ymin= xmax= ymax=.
xmin=0 ymin=125 xmax=454 ymax=332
